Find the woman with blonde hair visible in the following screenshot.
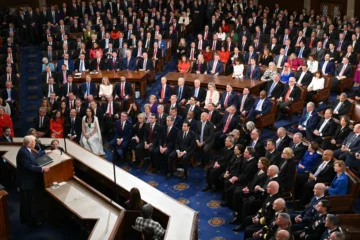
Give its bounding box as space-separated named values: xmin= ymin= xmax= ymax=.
xmin=259 ymin=48 xmax=273 ymax=67
xmin=204 ymin=82 xmax=220 ymax=108
xmin=99 ymin=77 xmax=113 ymax=100
xmin=177 ymin=38 xmax=187 ymax=59
xmin=143 ymin=104 xmax=152 ymax=123
xmin=191 ymin=54 xmax=207 ymax=74
xmin=279 ymin=147 xmax=296 ymax=192
xmin=129 ymin=113 xmax=146 ymax=164
xmin=148 ymin=95 xmax=158 ymax=114
xmin=287 ymin=53 xmax=303 ymax=71
xmin=261 ymin=62 xmax=278 ymax=82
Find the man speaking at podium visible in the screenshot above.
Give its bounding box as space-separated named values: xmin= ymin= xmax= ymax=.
xmin=16 ymin=135 xmax=51 ymax=227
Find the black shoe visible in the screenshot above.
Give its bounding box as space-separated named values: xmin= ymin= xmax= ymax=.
xmin=180 ymin=175 xmax=188 ymax=181
xmin=232 ymin=211 xmax=238 ymax=217
xmin=232 ymin=224 xmax=245 ymax=232
xmin=210 ymin=185 xmax=217 ymax=192
xmin=229 ymin=217 xmax=241 ymax=225
xmin=220 ymin=201 xmax=227 ymax=207
xmin=166 ymin=173 xmax=172 ymax=179
xmin=202 ymin=185 xmax=211 ymax=192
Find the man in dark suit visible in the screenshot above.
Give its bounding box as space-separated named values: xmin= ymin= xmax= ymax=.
xmin=295 ymin=64 xmax=313 ymax=87
xmin=61 ymin=76 xmax=78 ymax=99
xmin=319 ymin=54 xmax=335 ymax=76
xmin=16 ymin=135 xmax=50 ymax=226
xmin=249 ymin=128 xmax=266 ymax=158
xmin=293 ymin=102 xmax=319 ymax=135
xmin=136 ymin=52 xmax=154 ymax=71
xmin=113 ymin=75 xmax=133 ymax=108
xmin=107 ymin=52 xmax=121 ymax=71
xmin=42 ymin=77 xmax=60 ymax=99
xmin=189 ymin=79 xmax=207 ymax=104
xmin=109 ymin=112 xmax=133 ymax=161
xmin=206 ymin=103 xmax=222 ymax=127
xmin=0 ymin=67 xmax=19 ymax=88
xmin=247 ymin=91 xmax=273 ymax=121
xmin=158 ymin=77 xmax=172 ymax=104
xmin=276 ymin=77 xmax=301 ymax=120
xmin=298 ymin=150 xmax=336 ymax=206
xmin=32 ymin=107 xmax=50 ymax=137
xmin=1 ymin=81 xmax=19 ymax=108
xmin=65 ymin=109 xmax=82 ymax=143
xmin=121 ymin=49 xmax=137 ymax=70
xmin=0 ymin=126 xmax=13 ymax=142
xmin=265 ymin=139 xmax=282 ymax=167
xmin=289 ymin=132 xmax=307 ymax=162
xmin=136 ymin=114 xmax=162 ymax=168
xmin=174 ymin=77 xmax=191 ymax=105
xmin=333 ymin=124 xmax=360 ymax=160
xmin=195 ymin=112 xmax=215 ymax=167
xmin=238 ymin=88 xmax=255 ymax=117
xmin=218 ymin=85 xmax=239 ymax=111
xmin=275 ymin=127 xmax=291 ymax=153
xmin=205 ymin=54 xmax=224 ymax=75
xmin=265 ymin=74 xmax=284 ymax=100
xmin=331 ymin=93 xmax=351 ymax=118
xmin=101 ymin=95 xmax=121 ymax=137
xmin=183 ymin=97 xmax=201 ymax=121
xmin=327 ymin=43 xmax=340 ymax=63
xmin=214 ymin=105 xmax=240 ymax=149
xmin=332 ymin=57 xmax=353 ymax=89
xmin=90 ymin=52 xmax=106 ymax=71
xmin=306 ymin=108 xmax=337 ymax=143
xmin=74 ymin=53 xmax=90 ymax=72
xmin=152 ymin=116 xmax=179 ymax=173
xmin=80 ymin=75 xmax=97 ymax=99
xmin=295 ymin=41 xmax=310 ymax=58
xmin=41 ymin=66 xmax=57 ymax=85
xmin=167 ymin=121 xmax=196 ymax=181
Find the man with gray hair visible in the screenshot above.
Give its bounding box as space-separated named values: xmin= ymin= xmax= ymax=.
xmin=289 ymin=132 xmax=307 ymax=162
xmin=293 ymin=102 xmax=319 ymax=135
xmin=121 ymin=49 xmax=136 ymax=70
xmin=174 ymin=77 xmax=190 ymax=104
xmin=258 ymin=213 xmax=291 ymax=239
xmin=135 ymin=204 xmax=165 ymax=240
xmin=329 ymin=231 xmax=345 ymax=240
xmin=331 ymin=92 xmax=351 ymax=118
xmin=16 ymin=135 xmax=51 ymax=226
xmin=265 ymin=73 xmax=284 ymax=100
xmin=321 ymin=214 xmax=342 ymax=240
xmin=156 ymin=105 xmax=167 ymax=126
xmin=276 ymin=77 xmax=301 ymax=121
xmin=275 ymin=127 xmax=291 ymax=152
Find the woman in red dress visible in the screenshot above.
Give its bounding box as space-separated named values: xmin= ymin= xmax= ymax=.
xmin=50 ymin=110 xmax=64 ymax=138
xmin=0 ymin=106 xmax=14 ymax=137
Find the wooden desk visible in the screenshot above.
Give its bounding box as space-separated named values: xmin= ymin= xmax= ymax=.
xmin=4 ymin=138 xmax=198 ymax=240
xmin=164 ymin=72 xmax=266 ymax=95
xmin=73 ymin=71 xmax=148 ymax=98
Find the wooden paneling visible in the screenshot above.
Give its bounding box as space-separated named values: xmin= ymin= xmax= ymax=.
xmin=258 ymin=0 xmax=305 ymax=13
xmin=355 ymin=1 xmax=360 ymax=20
xmin=311 ymin=0 xmax=347 ymax=16
xmin=0 ymin=0 xmax=38 ymax=9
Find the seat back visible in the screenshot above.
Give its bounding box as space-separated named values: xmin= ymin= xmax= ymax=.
xmin=351 ymin=103 xmax=360 ymax=124
xmin=255 ymin=100 xmax=277 ymax=130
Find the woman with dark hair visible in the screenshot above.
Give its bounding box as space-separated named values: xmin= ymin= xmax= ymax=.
xmin=110 ymin=26 xmax=120 ymax=40
xmin=59 ymin=100 xmax=70 ymax=118
xmin=129 ymin=113 xmax=146 ymax=163
xmin=177 ymin=55 xmax=191 ymax=73
xmin=217 ymin=46 xmax=230 ymax=63
xmin=80 ymin=107 xmax=105 ymax=155
xmin=296 ymin=142 xmax=321 ymax=174
xmin=89 ymin=42 xmax=103 ymax=59
xmin=306 ymin=71 xmax=325 ymax=101
xmin=50 ymin=110 xmax=64 ymax=138
xmin=127 ymin=101 xmax=141 ymax=124
xmin=125 ymin=187 xmax=143 ymax=210
xmin=41 ymin=98 xmax=53 ymax=117
xmin=322 ymin=115 xmax=351 ymax=150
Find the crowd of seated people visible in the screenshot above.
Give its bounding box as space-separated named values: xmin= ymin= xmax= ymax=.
xmin=2 ymin=0 xmax=360 ymax=238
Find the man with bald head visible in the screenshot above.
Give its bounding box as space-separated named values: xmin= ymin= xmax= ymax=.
xmin=276 ymin=229 xmax=291 ymax=240
xmin=247 ymin=90 xmax=273 ymax=121
xmin=16 ymin=135 xmax=51 ymax=226
xmin=245 ymin=198 xmax=287 ymax=238
xmin=298 ymin=150 xmax=336 ymax=207
xmin=233 ymin=181 xmax=281 ymax=231
xmin=195 ymin=112 xmax=214 ymax=168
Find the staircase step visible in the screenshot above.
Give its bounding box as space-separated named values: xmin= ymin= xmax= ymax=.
xmin=26 ymin=105 xmax=37 ymax=111
xmin=27 ymin=95 xmax=39 ymax=100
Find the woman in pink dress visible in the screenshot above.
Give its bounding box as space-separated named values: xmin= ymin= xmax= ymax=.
xmin=353 ymin=61 xmax=360 ymax=87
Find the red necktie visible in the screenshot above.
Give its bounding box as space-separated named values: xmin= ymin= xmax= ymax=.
xmin=204 ymin=32 xmax=208 ymax=40
xmin=153 ymin=49 xmax=157 ymax=58
xmin=121 ymin=83 xmax=125 ymax=98
xmin=228 ymin=43 xmax=231 ymax=51
xmin=223 ymin=114 xmax=232 ymax=133
xmin=191 ymin=48 xmax=194 ymax=60
xmin=161 ymin=86 xmax=165 ymax=99
xmin=70 ymin=101 xmax=73 ymax=109
xmin=224 ymin=93 xmax=230 ymax=108
xmin=285 ymin=87 xmax=291 ymax=101
xmin=212 ymin=41 xmax=216 ymax=50
xmin=208 ymin=111 xmax=212 ymax=120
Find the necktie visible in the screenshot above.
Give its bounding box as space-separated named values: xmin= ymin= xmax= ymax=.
xmin=319 ymin=120 xmax=328 ymax=133
xmin=97 ymin=59 xmax=100 ymax=70
xmin=80 ymin=61 xmax=83 ymax=71
xmin=70 ymin=101 xmax=73 ymax=109
xmin=40 ymin=117 xmax=43 ymax=128
xmin=268 ymin=82 xmax=276 ymax=97
xmin=223 ymin=114 xmax=232 ymax=133
xmin=252 ymin=141 xmax=256 ymax=148
xmin=314 ymin=161 xmax=326 ymax=177
xmin=149 ymin=124 xmax=153 ymax=142
xmin=87 ymin=83 xmax=90 ymax=95
xmin=285 ymin=87 xmax=292 ymax=101
xmin=212 ymin=41 xmax=216 ymax=50
xmin=256 ymin=99 xmax=263 ymax=111
xmin=240 ymin=95 xmax=246 ymax=112
xmin=224 ymin=93 xmax=230 ymax=108
xmin=277 ymin=55 xmax=283 ymax=68
xmin=71 ymin=118 xmax=75 ymax=134
xmin=109 ymin=102 xmax=112 ymax=117
xmin=339 ymin=64 xmax=347 ymax=76
xmin=179 ymin=87 xmax=183 ymax=99
xmin=299 ymin=48 xmax=304 ymax=58
xmin=7 ymin=74 xmax=10 ymax=81
xmin=211 ymin=60 xmax=217 ymax=73
xmin=161 ymin=85 xmax=165 ymax=99
xmin=121 ymin=83 xmax=125 ymax=98
xmin=208 ymin=111 xmax=212 ymax=120
xmin=346 ymin=134 xmax=358 ymax=147
xmin=334 ymin=102 xmax=342 ymax=112
xmin=200 ymin=122 xmax=205 ymax=142
xmin=190 ymin=48 xmax=194 ymax=60
xmin=183 ymin=132 xmax=187 ymax=139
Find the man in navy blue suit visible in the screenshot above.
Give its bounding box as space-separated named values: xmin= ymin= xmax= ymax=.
xmin=244 ymin=45 xmax=259 ymax=64
xmin=113 ymin=75 xmax=133 ymax=108
xmin=218 ymin=84 xmax=239 ymax=111
xmin=107 ymin=52 xmax=121 ymax=71
xmin=152 ymin=116 xmax=179 ymax=173
xmin=80 ymin=75 xmax=97 ymax=99
xmin=334 ymin=124 xmax=360 ymax=160
xmin=319 ymin=53 xmax=335 ymax=76
xmin=205 ymin=54 xmax=224 ymax=75
xmin=293 ymin=102 xmax=319 ymax=135
xmin=332 ymin=57 xmax=353 ymax=89
xmin=56 ymin=53 xmax=74 ymax=72
xmin=158 ymin=77 xmax=172 ymax=104
xmin=16 ymin=135 xmax=51 ymax=226
xmin=214 ymin=105 xmax=240 ymax=149
xmin=247 ymin=90 xmax=273 ymax=121
xmin=121 ymin=50 xmax=137 ymax=70
xmin=246 ymin=58 xmax=261 ymax=80
xmin=109 ymin=112 xmax=133 ymax=161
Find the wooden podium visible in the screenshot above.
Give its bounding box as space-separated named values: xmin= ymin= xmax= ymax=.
xmin=0 ymin=190 xmax=10 ymax=240
xmin=42 ymin=150 xmax=74 ymax=188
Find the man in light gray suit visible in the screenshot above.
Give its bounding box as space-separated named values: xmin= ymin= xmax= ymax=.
xmin=118 ymin=42 xmax=128 ymax=59
xmin=311 ymin=41 xmax=325 ymax=61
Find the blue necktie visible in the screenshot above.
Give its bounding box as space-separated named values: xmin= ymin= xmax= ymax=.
xmin=299 ymin=48 xmax=304 ymax=58
xmin=7 ymin=89 xmax=11 ymax=99
xmin=179 ymin=87 xmax=183 ymax=100
xmin=268 ymin=83 xmax=276 ymax=97
xmin=80 ymin=61 xmax=83 ymax=72
xmin=71 ymin=119 xmax=75 ymax=135
xmin=87 ymin=83 xmax=90 ymax=95
xmin=195 ymin=88 xmax=199 ymax=97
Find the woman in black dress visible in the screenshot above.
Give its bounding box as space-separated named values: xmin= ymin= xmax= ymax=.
xmin=124 ymin=187 xmax=143 ymax=211
xmin=129 ymin=113 xmax=146 ymax=163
